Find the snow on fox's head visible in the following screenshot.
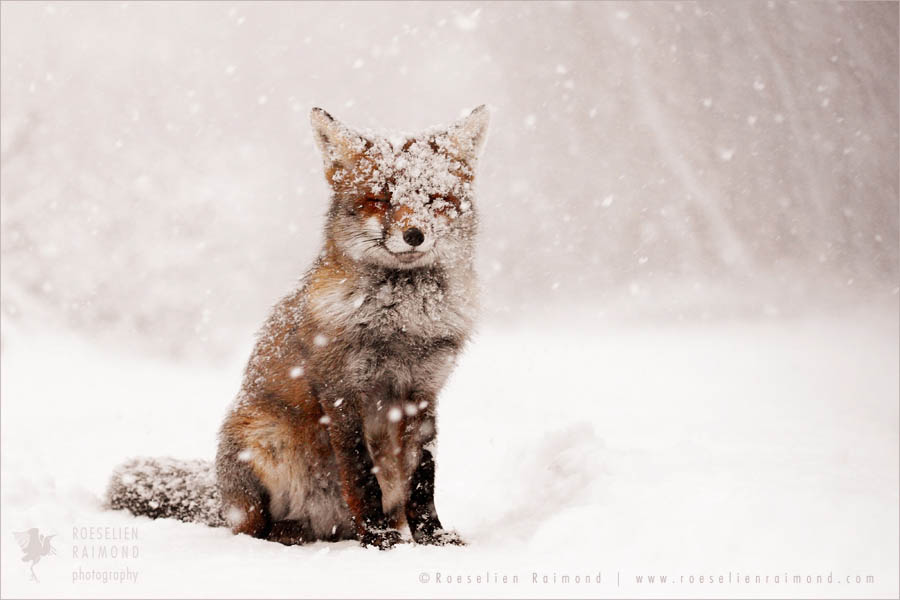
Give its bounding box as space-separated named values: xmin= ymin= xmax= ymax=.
xmin=311 ymin=106 xmax=489 ymax=270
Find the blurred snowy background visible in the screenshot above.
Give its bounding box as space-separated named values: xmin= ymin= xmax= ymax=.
xmin=2 ymin=1 xmax=897 ymax=360
xmin=2 ymin=3 xmax=899 ymax=598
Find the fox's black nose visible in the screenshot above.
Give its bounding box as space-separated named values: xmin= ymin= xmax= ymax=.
xmin=403 ymin=227 xmax=425 ymax=247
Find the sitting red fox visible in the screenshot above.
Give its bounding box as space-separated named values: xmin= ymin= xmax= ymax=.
xmin=107 ymin=106 xmax=489 ymax=549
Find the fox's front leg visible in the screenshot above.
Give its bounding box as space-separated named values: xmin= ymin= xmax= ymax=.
xmin=320 ymin=394 xmax=403 ymax=550
xmin=405 ymin=393 xmax=465 ymax=546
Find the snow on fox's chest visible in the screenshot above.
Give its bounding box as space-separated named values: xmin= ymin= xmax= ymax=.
xmin=309 ymin=272 xmax=467 ymax=339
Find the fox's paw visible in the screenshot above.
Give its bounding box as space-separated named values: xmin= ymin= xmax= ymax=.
xmin=359 ymin=528 xmax=405 ymax=550
xmin=267 ymin=520 xmax=309 ymax=546
xmin=413 ymin=529 xmax=466 ymax=546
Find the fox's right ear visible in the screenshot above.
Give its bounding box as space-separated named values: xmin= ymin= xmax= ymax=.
xmin=446 ymin=105 xmax=490 ymax=165
xmin=310 ymin=108 xmax=366 ymax=176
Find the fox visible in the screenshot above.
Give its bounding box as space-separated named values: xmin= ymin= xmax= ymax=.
xmin=106 ymin=105 xmax=490 ymax=549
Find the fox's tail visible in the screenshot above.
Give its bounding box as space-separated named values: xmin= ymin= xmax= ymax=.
xmin=105 ymin=457 xmax=225 ymax=527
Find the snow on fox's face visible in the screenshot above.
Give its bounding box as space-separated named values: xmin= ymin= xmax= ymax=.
xmin=311 ymin=107 xmax=489 ymax=270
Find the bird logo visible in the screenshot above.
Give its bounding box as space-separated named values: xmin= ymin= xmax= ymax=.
xmin=14 ymin=528 xmax=56 ymax=582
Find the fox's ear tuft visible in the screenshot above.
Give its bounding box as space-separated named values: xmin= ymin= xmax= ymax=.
xmin=449 ymin=104 xmax=490 ymax=163
xmin=310 ymin=107 xmax=334 ymax=122
xmin=310 ymin=108 xmax=366 ymax=174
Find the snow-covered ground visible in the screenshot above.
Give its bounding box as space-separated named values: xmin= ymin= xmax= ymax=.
xmin=1 ymin=305 xmax=897 ymax=599
xmin=2 ymin=2 xmax=897 ymax=598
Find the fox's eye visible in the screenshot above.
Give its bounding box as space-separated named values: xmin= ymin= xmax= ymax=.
xmin=355 ymin=196 xmax=390 ymax=214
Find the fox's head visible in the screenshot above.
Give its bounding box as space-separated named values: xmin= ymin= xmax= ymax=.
xmin=311 ymin=106 xmax=489 ymax=271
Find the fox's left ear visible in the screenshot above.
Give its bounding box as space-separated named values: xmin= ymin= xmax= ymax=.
xmin=310 ymin=107 xmax=367 ymax=175
xmin=448 ymin=105 xmax=490 ymax=164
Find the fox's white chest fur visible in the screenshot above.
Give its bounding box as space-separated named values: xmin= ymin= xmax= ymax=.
xmin=307 ymin=264 xmax=476 ymax=396
xmin=309 ymin=265 xmax=477 ymax=342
